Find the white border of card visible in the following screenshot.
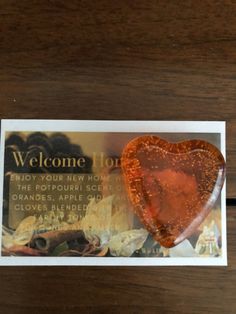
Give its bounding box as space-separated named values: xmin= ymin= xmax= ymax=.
xmin=0 ymin=120 xmax=227 ymax=266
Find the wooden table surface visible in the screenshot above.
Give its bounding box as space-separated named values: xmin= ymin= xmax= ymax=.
xmin=0 ymin=2 xmax=236 ymax=313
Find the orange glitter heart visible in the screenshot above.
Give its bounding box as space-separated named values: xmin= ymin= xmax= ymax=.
xmin=121 ymin=136 xmax=226 ymax=248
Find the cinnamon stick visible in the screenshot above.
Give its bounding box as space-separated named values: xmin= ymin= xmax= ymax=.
xmin=2 ymin=245 xmax=47 ymax=256
xmin=31 ymin=230 xmax=84 ymax=252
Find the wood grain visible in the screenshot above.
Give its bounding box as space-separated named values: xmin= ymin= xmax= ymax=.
xmin=0 ymin=206 xmax=234 ymax=314
xmin=0 ymin=1 xmax=235 ymax=198
xmin=0 ymin=1 xmax=236 ymax=313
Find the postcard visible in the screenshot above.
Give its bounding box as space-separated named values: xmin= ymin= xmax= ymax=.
xmin=0 ymin=120 xmax=226 ymax=266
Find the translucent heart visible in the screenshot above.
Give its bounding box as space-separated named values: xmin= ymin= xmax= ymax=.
xmin=121 ymin=136 xmax=226 ymax=248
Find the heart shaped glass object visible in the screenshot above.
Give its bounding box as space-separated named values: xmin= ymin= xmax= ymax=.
xmin=121 ymin=136 xmax=226 ymax=248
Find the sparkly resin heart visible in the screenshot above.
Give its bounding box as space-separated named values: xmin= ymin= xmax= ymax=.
xmin=121 ymin=136 xmax=226 ymax=248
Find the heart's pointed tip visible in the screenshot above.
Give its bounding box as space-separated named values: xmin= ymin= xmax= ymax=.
xmin=153 ymin=233 xmax=176 ymax=249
